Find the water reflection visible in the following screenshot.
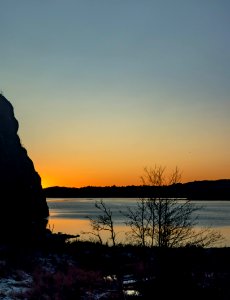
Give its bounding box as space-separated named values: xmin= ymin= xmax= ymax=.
xmin=47 ymin=198 xmax=230 ymax=247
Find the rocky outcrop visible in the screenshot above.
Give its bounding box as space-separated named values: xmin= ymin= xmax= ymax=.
xmin=0 ymin=94 xmax=49 ymax=240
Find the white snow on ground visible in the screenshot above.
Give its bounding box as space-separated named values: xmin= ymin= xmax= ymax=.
xmin=0 ymin=271 xmax=32 ymax=300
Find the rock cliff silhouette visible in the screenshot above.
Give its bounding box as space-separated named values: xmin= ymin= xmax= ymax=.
xmin=0 ymin=94 xmax=49 ymax=241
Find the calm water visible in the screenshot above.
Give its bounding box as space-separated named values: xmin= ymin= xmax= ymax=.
xmin=47 ymin=198 xmax=230 ymax=247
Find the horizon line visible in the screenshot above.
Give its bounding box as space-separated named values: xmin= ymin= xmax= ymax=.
xmin=43 ymin=178 xmax=230 ymax=189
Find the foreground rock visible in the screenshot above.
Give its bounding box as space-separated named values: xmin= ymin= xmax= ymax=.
xmin=0 ymin=94 xmax=49 ymax=241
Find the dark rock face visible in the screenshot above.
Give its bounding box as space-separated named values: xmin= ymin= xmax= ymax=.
xmin=0 ymin=94 xmax=49 ymax=240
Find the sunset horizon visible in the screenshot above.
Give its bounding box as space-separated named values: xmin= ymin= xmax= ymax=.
xmin=40 ymin=167 xmax=230 ymax=189
xmin=1 ymin=1 xmax=229 ymax=190
xmin=1 ymin=2 xmax=230 ymax=295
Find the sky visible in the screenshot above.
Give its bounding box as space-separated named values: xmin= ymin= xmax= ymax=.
xmin=1 ymin=0 xmax=230 ymax=188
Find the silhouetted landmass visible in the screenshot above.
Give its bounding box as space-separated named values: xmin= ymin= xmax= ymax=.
xmin=0 ymin=94 xmax=49 ymax=241
xmin=44 ymin=179 xmax=230 ymax=200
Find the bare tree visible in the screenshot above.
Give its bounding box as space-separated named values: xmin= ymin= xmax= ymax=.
xmin=123 ymin=198 xmax=151 ymax=247
xmin=124 ymin=165 xmax=223 ymax=248
xmin=82 ymin=216 xmax=104 ymax=244
xmin=85 ymin=199 xmax=117 ymax=246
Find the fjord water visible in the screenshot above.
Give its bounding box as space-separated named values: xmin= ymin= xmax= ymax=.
xmin=47 ymin=198 xmax=230 ymax=247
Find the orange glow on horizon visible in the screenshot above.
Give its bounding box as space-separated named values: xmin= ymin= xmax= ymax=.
xmin=39 ymin=164 xmax=230 ymax=189
xmin=29 ymin=115 xmax=230 ymax=189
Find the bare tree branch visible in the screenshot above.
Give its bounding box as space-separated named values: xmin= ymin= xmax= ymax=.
xmin=124 ymin=165 xmax=223 ymax=248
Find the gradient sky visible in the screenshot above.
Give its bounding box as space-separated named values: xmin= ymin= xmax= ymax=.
xmin=1 ymin=0 xmax=230 ymax=188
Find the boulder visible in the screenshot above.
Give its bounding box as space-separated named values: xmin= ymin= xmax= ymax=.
xmin=0 ymin=94 xmax=49 ymax=241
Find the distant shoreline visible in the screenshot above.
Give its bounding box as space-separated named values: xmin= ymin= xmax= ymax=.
xmin=44 ymin=179 xmax=230 ymax=200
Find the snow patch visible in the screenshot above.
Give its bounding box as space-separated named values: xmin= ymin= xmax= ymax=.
xmin=0 ymin=271 xmax=32 ymax=300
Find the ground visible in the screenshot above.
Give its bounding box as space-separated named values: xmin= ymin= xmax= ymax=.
xmin=1 ymin=235 xmax=230 ymax=299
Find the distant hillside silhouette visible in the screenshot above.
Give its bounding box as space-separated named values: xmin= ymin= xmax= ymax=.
xmin=44 ymin=179 xmax=230 ymax=200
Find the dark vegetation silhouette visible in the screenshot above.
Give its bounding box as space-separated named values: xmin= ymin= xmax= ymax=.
xmin=86 ymin=166 xmax=223 ymax=248
xmin=44 ymin=179 xmax=230 ymax=199
xmin=83 ymin=199 xmax=117 ymax=246
xmin=3 ymin=237 xmax=230 ymax=300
